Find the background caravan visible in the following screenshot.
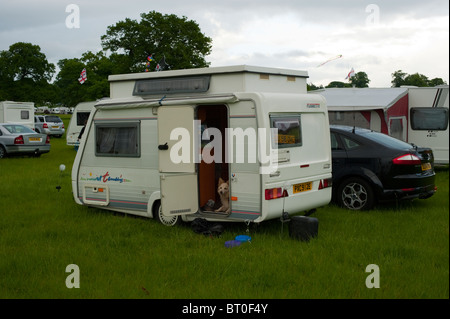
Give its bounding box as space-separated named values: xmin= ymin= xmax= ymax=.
xmin=0 ymin=101 xmax=35 ymax=130
xmin=66 ymin=101 xmax=96 ymax=146
xmin=72 ymin=65 xmax=333 ymax=226
xmin=313 ymin=86 xmax=449 ymax=165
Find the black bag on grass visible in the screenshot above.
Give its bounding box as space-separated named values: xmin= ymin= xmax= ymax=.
xmin=191 ymin=218 xmax=224 ymax=237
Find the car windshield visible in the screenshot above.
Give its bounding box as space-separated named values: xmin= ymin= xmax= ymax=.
xmin=360 ymin=131 xmax=413 ymax=150
xmin=45 ymin=116 xmax=62 ymax=122
xmin=3 ymin=124 xmax=35 ymax=134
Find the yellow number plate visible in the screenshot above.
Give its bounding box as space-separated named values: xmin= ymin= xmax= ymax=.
xmin=293 ymin=182 xmax=312 ymax=194
xmin=278 ymin=134 xmax=296 ymax=144
xmin=421 ymin=163 xmax=432 ymax=171
xmin=29 ymin=137 xmax=41 ymax=142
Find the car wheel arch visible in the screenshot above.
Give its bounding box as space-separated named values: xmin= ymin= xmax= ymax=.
xmin=333 ymin=167 xmax=384 ymax=198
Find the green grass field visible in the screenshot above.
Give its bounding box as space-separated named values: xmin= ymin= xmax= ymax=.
xmin=0 ymin=114 xmax=448 ymax=299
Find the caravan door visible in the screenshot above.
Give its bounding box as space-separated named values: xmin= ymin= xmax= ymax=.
xmin=158 ymin=106 xmax=199 ymax=217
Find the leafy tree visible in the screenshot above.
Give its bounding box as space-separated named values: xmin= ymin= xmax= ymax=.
xmin=101 ymin=11 xmax=212 ymax=72
xmin=428 ymin=77 xmax=447 ymax=87
xmin=391 ymin=70 xmax=408 ymax=87
xmin=326 ymin=81 xmax=352 ymax=88
xmin=0 ymin=42 xmax=56 ymax=104
xmin=55 ymin=51 xmax=118 ymax=107
xmin=307 ymin=83 xmax=323 ymax=91
xmin=391 ymin=70 xmax=447 ymax=87
xmin=404 ymin=73 xmax=430 ymax=87
xmin=350 ymin=71 xmax=370 ymax=88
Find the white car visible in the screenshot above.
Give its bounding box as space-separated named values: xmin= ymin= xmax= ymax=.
xmin=34 ymin=115 xmax=65 ymax=137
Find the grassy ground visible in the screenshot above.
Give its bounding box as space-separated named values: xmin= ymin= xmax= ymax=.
xmin=0 ymin=114 xmax=448 ymax=299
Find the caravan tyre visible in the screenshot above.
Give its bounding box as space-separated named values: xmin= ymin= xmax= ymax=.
xmin=153 ymin=201 xmax=181 ymax=226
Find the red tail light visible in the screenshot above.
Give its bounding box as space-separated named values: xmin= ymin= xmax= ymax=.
xmin=318 ymin=178 xmax=333 ymax=190
xmin=46 ymin=135 xmax=50 ymax=144
xmin=14 ymin=135 xmax=24 ymax=145
xmin=265 ymin=188 xmax=288 ymax=200
xmin=393 ymin=154 xmax=421 ymax=165
xmin=62 ymin=124 xmax=65 ymax=129
xmin=43 ymin=123 xmax=48 ymax=128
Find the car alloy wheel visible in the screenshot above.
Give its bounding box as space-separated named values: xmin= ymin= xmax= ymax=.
xmin=338 ymin=177 xmax=374 ymax=210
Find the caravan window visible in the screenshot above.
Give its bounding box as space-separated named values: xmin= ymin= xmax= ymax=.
xmin=410 ymin=107 xmax=449 ymax=131
xmin=270 ymin=114 xmax=302 ymax=148
xmin=21 ymin=110 xmax=29 ymax=120
xmin=95 ymin=122 xmax=140 ymax=157
xmin=77 ymin=112 xmax=90 ymax=126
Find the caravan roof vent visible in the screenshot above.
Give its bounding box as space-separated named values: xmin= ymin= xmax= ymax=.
xmin=133 ymin=75 xmax=211 ymax=96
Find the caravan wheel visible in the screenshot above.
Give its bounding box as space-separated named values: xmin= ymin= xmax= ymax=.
xmin=153 ymin=201 xmax=181 ymax=226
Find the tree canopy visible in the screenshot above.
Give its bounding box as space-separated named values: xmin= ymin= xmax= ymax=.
xmin=391 ymin=70 xmax=447 ymax=87
xmin=101 ymin=11 xmax=212 ymax=72
xmin=0 ymin=42 xmax=57 ymax=104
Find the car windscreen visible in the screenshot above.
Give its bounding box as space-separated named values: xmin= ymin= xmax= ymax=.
xmin=45 ymin=116 xmax=62 ymax=122
xmin=360 ymin=131 xmax=413 ymax=150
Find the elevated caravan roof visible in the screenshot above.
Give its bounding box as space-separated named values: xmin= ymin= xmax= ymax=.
xmin=108 ymin=65 xmax=309 ymax=99
xmin=310 ymin=87 xmax=409 ymax=111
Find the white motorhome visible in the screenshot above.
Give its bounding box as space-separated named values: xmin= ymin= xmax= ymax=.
xmin=72 ymin=65 xmax=333 ymax=226
xmin=0 ymin=101 xmax=35 ymax=129
xmin=66 ymin=101 xmax=96 ymax=146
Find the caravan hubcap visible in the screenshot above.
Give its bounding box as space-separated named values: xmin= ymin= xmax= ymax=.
xmin=157 ymin=206 xmax=179 ymax=226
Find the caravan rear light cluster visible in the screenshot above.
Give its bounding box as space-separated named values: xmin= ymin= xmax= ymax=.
xmin=14 ymin=135 xmax=24 ymax=145
xmin=318 ymin=178 xmax=332 ymax=190
xmin=393 ymin=154 xmax=421 ymax=165
xmin=265 ymin=188 xmax=288 ymax=200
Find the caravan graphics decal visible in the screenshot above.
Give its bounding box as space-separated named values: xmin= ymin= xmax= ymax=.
xmin=80 ymin=171 xmax=132 ymax=183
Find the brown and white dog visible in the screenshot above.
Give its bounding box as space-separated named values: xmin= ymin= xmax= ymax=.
xmin=215 ymin=178 xmax=230 ymax=214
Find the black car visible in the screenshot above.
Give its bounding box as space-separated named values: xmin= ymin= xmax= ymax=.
xmin=330 ymin=125 xmax=436 ymax=210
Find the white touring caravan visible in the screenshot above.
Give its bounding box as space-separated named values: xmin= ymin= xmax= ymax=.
xmin=72 ymin=65 xmax=333 ymax=226
xmin=66 ymin=101 xmax=96 ymax=146
xmin=0 ymin=101 xmax=35 ymax=129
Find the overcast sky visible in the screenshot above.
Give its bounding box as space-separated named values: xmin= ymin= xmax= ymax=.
xmin=0 ymin=0 xmax=448 ymax=87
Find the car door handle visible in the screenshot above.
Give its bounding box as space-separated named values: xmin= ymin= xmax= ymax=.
xmin=158 ymin=142 xmax=168 ymax=150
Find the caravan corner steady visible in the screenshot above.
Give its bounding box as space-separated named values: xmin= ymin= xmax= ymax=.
xmin=71 ymin=65 xmax=333 ymax=226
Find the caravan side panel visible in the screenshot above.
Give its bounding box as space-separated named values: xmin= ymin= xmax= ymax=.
xmin=73 ymin=107 xmax=160 ymax=216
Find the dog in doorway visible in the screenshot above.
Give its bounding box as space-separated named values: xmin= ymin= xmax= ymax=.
xmin=215 ymin=178 xmax=230 ymax=214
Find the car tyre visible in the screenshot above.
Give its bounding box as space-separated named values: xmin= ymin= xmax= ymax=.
xmin=153 ymin=200 xmax=181 ymax=226
xmin=337 ymin=177 xmax=375 ymax=210
xmin=0 ymin=145 xmax=6 ymax=158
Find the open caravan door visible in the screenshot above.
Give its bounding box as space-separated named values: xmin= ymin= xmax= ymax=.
xmin=158 ymin=105 xmax=199 ymax=217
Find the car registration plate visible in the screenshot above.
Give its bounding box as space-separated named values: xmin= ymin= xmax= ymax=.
xmin=293 ymin=182 xmax=312 ymax=193
xmin=52 ymin=126 xmax=59 ymax=129
xmin=421 ymin=162 xmax=432 ymax=171
xmin=29 ymin=137 xmax=41 ymax=142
